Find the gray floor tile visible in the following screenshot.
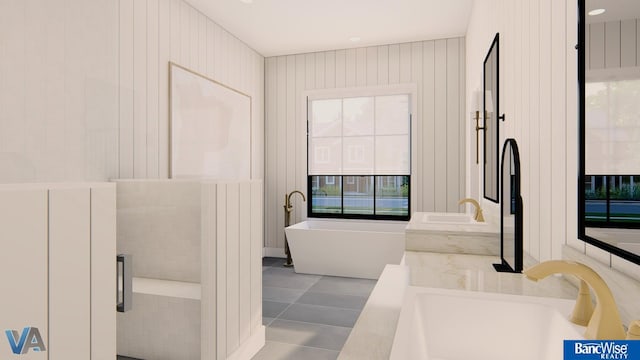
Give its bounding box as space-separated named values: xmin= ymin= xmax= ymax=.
xmin=263 ymin=268 xmax=321 ymax=290
xmin=262 ymin=256 xmax=294 ymax=269
xmin=263 ymin=301 xmax=290 ymax=318
xmin=278 ymin=303 xmax=360 ymax=328
xmin=264 ymin=286 xmax=305 ymax=303
xmin=296 ymin=291 xmax=368 ymax=310
xmin=262 ymin=257 xmax=283 ymax=267
xmin=266 ymin=319 xmax=352 ymax=352
xmin=271 ymin=261 xmax=293 ymax=269
xmin=251 ymin=341 xmax=339 ymax=360
xmin=307 ymin=276 xmax=376 ymax=297
xmin=258 ymin=262 xmax=375 ymax=358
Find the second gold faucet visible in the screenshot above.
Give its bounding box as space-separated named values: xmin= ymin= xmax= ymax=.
xmin=459 ymin=198 xmax=485 ymax=222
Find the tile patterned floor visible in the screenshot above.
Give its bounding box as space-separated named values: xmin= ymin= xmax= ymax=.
xmin=117 ymin=258 xmax=376 ymax=360
xmin=251 ymin=257 xmax=376 ymax=360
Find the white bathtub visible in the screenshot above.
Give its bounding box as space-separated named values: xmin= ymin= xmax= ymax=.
xmin=284 ymin=220 xmax=407 ymax=279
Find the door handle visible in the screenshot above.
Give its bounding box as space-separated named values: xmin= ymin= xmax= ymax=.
xmin=117 ymin=254 xmax=132 ymax=312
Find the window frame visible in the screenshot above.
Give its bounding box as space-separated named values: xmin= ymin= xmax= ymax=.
xmin=301 ymin=83 xmax=420 ymax=221
xmin=307 ymin=175 xmax=410 ymax=221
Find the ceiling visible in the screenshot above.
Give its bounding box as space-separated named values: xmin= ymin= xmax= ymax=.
xmin=185 ymin=0 xmax=474 ymax=57
xmin=586 ymin=0 xmax=640 ymax=23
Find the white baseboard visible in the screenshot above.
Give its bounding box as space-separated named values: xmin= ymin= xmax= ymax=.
xmin=263 ymin=247 xmax=285 ymax=258
xmin=227 ymin=325 xmax=265 ymax=360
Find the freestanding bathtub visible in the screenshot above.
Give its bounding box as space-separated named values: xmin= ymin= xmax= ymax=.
xmin=284 ymin=220 xmax=407 ymax=279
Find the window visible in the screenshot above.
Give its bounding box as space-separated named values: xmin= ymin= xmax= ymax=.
xmin=584 ymin=79 xmax=640 ymax=228
xmin=308 ymin=93 xmax=411 ymax=220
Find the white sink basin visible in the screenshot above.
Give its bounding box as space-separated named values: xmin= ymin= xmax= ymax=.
xmin=422 ymin=213 xmax=474 ymax=224
xmin=390 ymin=287 xmax=584 ymax=360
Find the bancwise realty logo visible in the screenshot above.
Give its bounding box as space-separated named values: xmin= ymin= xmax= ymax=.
xmin=565 ymin=340 xmax=640 ymax=360
xmin=4 ymin=327 xmax=46 ymax=355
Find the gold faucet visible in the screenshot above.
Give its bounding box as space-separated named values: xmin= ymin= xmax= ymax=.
xmin=283 ymin=190 xmax=306 ymax=267
xmin=285 ymin=190 xmax=306 ymax=213
xmin=458 ymin=198 xmax=485 ymax=222
xmin=523 ymin=260 xmax=626 ymax=340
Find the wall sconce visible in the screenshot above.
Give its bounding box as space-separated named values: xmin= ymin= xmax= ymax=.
xmin=472 ymin=89 xmax=485 ymax=164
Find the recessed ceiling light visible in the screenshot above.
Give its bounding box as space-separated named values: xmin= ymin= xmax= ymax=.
xmin=588 ymin=8 xmax=605 ymax=16
xmin=349 ymin=37 xmax=361 ymax=42
xmin=239 ymin=0 xmax=253 ymax=4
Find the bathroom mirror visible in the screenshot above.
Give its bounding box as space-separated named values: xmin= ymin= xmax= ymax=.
xmin=483 ymin=33 xmax=500 ymax=203
xmin=494 ymin=138 xmax=523 ymax=273
xmin=578 ymin=0 xmax=640 ymax=265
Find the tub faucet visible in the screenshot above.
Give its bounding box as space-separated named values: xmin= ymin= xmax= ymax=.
xmin=458 ymin=198 xmax=485 ymax=222
xmin=286 ymin=190 xmax=306 ymax=212
xmin=283 ymin=190 xmax=306 ymax=267
xmin=523 ymin=260 xmax=626 ymax=340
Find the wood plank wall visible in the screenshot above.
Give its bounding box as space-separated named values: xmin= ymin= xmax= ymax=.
xmin=587 ymin=18 xmax=640 ymax=70
xmin=264 ymin=39 xmax=467 ymax=250
xmin=0 ymin=0 xmax=118 ymax=182
xmin=0 ymin=0 xmax=264 ymax=183
xmin=465 ymin=0 xmax=640 ymax=277
xmin=466 ymin=0 xmax=576 ymax=262
xmin=118 ymin=0 xmax=265 ymax=180
xmin=204 ymin=181 xmax=263 ymax=359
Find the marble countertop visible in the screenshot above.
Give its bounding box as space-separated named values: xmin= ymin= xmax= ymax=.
xmin=405 ymin=251 xmax=578 ymax=298
xmin=405 ymin=212 xmax=500 ymax=235
xmin=338 ymin=251 xmax=578 ymax=360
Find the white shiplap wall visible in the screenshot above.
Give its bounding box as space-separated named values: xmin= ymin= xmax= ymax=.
xmin=0 ymin=0 xmax=264 ymax=183
xmin=0 ymin=0 xmax=119 ymax=182
xmin=467 ymin=0 xmax=640 ymax=280
xmin=264 ymin=39 xmax=466 ymax=250
xmin=466 ymin=0 xmax=575 ymax=262
xmin=118 ymin=0 xmax=264 ymax=180
xmin=586 ymin=18 xmax=640 ymax=70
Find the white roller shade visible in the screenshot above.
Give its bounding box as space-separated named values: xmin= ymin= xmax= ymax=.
xmin=586 ymin=80 xmax=640 ymax=175
xmin=309 ymin=94 xmax=410 ymax=175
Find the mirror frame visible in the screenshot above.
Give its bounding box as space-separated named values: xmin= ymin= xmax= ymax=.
xmin=483 ymin=33 xmax=500 ymax=203
xmin=494 ymin=138 xmax=523 ymax=273
xmin=577 ymin=0 xmax=640 ymax=265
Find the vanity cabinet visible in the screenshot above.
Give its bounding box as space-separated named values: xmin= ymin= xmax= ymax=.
xmin=0 ymin=183 xmax=116 ymax=360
